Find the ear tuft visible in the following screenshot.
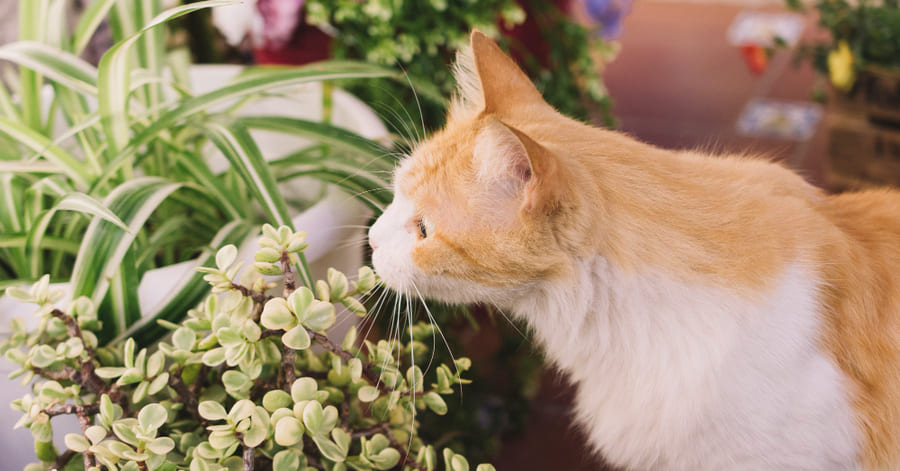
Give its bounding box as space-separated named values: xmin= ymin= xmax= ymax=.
xmin=448 ymin=43 xmax=484 ymax=120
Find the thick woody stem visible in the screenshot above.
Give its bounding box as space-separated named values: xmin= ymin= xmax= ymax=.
xmin=281 ymin=251 xmax=296 ymax=296
xmin=281 ymin=345 xmax=297 ymax=391
xmin=242 ymin=444 xmax=255 ymax=471
xmin=41 ymin=403 xmax=100 ymax=418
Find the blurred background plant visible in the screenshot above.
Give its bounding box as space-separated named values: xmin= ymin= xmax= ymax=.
xmin=2 ymin=225 xmax=495 ymax=471
xmin=206 ymin=0 xmax=618 ymax=138
xmin=786 ymin=0 xmax=900 ymax=93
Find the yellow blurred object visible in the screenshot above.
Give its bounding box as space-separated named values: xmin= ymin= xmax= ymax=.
xmin=828 ymin=41 xmax=856 ymax=91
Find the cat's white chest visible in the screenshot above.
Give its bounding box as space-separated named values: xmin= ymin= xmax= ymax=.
xmin=511 ymin=258 xmax=860 ymax=470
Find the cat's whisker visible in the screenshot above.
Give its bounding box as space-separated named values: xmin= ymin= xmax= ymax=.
xmin=481 ymin=296 xmax=527 ymax=341
xmin=355 ymin=290 xmax=390 ymax=365
xmin=410 ymin=282 xmax=462 ymax=399
xmin=403 ymin=284 xmax=419 ymax=446
xmin=397 ymin=65 xmax=427 ymax=144
xmin=369 ymin=99 xmax=420 ymax=151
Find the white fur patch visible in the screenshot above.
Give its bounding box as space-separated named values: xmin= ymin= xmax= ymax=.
xmin=509 ymin=259 xmax=860 ymax=470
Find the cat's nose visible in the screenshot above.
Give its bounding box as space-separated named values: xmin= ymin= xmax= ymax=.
xmin=369 ymin=238 xmax=378 ymax=250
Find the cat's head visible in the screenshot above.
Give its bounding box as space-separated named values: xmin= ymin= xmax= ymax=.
xmin=368 ymin=31 xmax=592 ymax=306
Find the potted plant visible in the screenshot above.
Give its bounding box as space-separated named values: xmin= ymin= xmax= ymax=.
xmin=786 ymin=0 xmax=900 ymax=188
xmin=0 ymin=0 xmax=419 ymax=344
xmin=0 ymin=0 xmax=436 ymax=463
xmin=206 ymin=0 xmax=616 ymax=137
xmin=2 ymin=224 xmax=495 ymax=471
xmin=787 ymin=0 xmax=900 ymax=115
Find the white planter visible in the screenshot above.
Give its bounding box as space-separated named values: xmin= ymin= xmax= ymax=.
xmin=0 ymin=65 xmax=387 ymax=468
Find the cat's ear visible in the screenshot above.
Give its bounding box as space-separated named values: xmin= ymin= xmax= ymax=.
xmin=474 ymin=117 xmax=561 ymax=213
xmin=451 ymin=30 xmax=546 ymax=118
xmin=471 ymin=30 xmax=545 ymax=114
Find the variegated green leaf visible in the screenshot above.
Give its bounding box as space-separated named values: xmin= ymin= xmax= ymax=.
xmin=72 ymin=0 xmax=119 ymax=55
xmin=0 ymin=116 xmax=90 ymax=189
xmin=70 ymin=177 xmax=181 ymax=340
xmin=100 ymin=62 xmax=398 ymax=183
xmin=0 ymin=41 xmax=98 ymax=95
xmin=97 ymin=0 xmax=235 ymax=155
xmin=116 ymin=220 xmax=255 ymax=346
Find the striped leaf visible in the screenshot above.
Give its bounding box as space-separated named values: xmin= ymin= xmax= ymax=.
xmin=97 ymin=0 xmax=235 ymax=155
xmin=70 ymin=177 xmax=181 ymax=339
xmin=199 ymin=118 xmax=291 ymax=227
xmin=72 ymin=0 xmax=119 ymax=55
xmin=0 ymin=116 xmax=90 ymax=189
xmin=0 ymin=41 xmax=98 ymax=96
xmin=25 ymin=190 xmax=131 ymax=276
xmin=100 ymin=62 xmax=398 ymax=182
xmin=236 ymin=115 xmax=395 ymax=171
xmin=166 ymin=143 xmax=243 ymax=220
xmin=199 ymin=118 xmax=313 ymax=288
xmin=102 ymin=247 xmax=141 ymax=343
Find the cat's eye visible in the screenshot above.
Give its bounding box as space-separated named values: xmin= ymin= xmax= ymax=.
xmin=416 ymin=217 xmax=429 ymax=239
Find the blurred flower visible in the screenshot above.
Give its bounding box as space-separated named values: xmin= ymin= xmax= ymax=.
xmin=828 ymin=41 xmax=856 ymax=91
xmin=256 ymin=0 xmax=306 ymax=49
xmin=739 ymin=43 xmax=768 ymax=75
xmin=584 ymin=0 xmax=632 ymax=39
xmin=212 ymin=0 xmax=258 ymax=46
xmin=212 ymin=0 xmax=306 ymax=50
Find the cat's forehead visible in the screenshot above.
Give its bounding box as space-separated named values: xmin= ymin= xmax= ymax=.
xmin=394 ymin=125 xmax=478 ymax=198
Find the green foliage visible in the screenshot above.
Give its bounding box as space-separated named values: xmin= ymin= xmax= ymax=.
xmin=305 ymin=0 xmax=615 ymax=135
xmin=0 ymin=0 xmax=409 ymax=344
xmin=788 ymin=0 xmax=900 ymax=75
xmin=3 ymin=225 xmax=493 ymax=471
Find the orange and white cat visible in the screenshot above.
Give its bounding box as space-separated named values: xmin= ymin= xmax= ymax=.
xmin=368 ymin=31 xmax=900 ymax=470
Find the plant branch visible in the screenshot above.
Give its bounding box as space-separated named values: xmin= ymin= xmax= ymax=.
xmin=47 ymin=449 xmax=76 ymax=471
xmin=243 ymin=444 xmax=255 ymax=471
xmin=280 ymin=344 xmax=296 ymax=391
xmin=168 ymin=367 xmax=202 ymax=422
xmin=49 ymin=309 xmax=116 ymax=401
xmin=50 ymin=309 xmax=94 ymax=357
xmin=32 ymin=366 xmax=78 ymax=383
xmin=42 ymin=403 xmax=100 ymax=418
xmin=281 ymin=251 xmax=296 ymax=296
xmin=262 ymin=327 xmax=392 ymax=394
xmin=230 ymin=282 xmax=271 ymax=305
xmin=382 ymin=424 xmax=426 ymax=471
xmin=308 ymin=330 xmax=392 ymax=393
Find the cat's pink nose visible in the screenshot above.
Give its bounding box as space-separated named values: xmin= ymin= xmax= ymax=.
xmin=368 ymin=237 xmax=378 ymax=250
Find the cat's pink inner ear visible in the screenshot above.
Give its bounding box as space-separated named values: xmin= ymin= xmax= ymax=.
xmin=469 ymin=30 xmax=545 ymax=114
xmin=473 ymin=118 xmax=560 ymax=213
xmin=473 ymin=118 xmax=532 ymax=189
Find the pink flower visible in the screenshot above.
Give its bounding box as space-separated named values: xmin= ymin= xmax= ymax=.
xmin=255 ymin=0 xmax=306 ymax=49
